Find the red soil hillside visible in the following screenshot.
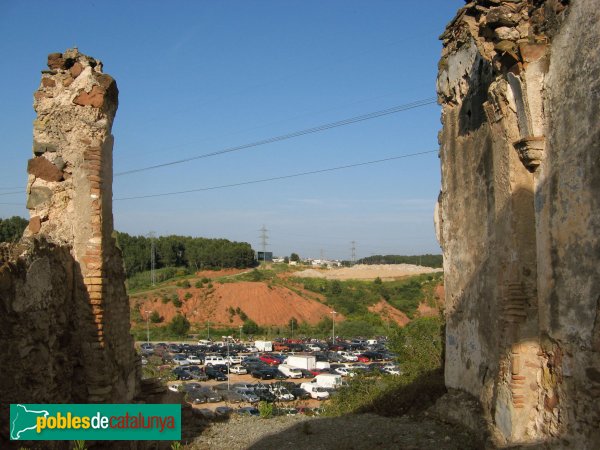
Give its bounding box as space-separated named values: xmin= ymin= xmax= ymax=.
xmin=136 ymin=281 xmax=340 ymax=327
xmin=368 ymin=300 xmax=410 ymax=327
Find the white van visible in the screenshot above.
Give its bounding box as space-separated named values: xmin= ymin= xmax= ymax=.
xmin=204 ymin=355 xmax=226 ymax=366
xmin=300 ymin=383 xmax=330 ymax=400
xmin=278 ymin=364 xmax=303 ymax=379
xmin=312 ymin=373 xmax=342 ymax=389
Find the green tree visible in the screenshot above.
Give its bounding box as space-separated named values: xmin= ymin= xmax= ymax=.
xmin=290 ymin=253 xmax=300 ymax=262
xmin=168 ymin=314 xmax=190 ymax=337
xmin=283 ymin=256 xmax=289 ymax=264
xmin=329 ymin=280 xmax=342 ymax=295
xmin=150 ymin=311 xmax=163 ymax=323
xmin=0 ymin=216 xmax=28 ymax=242
xmin=242 ymin=319 xmax=260 ymax=335
xmin=389 ymin=316 xmax=444 ymax=376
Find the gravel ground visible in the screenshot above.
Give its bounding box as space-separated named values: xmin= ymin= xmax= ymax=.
xmin=185 ymin=413 xmax=480 ymax=450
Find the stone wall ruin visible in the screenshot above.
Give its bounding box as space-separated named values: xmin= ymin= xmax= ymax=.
xmin=436 ymin=0 xmax=599 ymax=447
xmin=0 ymin=49 xmax=139 ymax=447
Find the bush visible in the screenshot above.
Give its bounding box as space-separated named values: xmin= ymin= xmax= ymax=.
xmin=173 ymin=297 xmax=182 ymax=308
xmin=242 ymin=319 xmax=260 ymax=335
xmin=389 ymin=316 xmax=444 ymax=376
xmin=324 ymin=315 xmax=446 ymax=417
xmin=194 ymin=280 xmax=203 ymax=288
xmin=149 ymin=311 xmax=163 ymax=323
xmin=258 ymin=401 xmax=273 ymax=419
xmin=161 ymin=295 xmax=170 ymax=304
xmin=168 ymin=314 xmax=190 ymax=337
xmin=184 ymin=292 xmax=192 ymax=300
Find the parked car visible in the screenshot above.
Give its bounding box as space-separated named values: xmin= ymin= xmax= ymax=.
xmin=205 ymin=367 xmax=228 ymax=381
xmin=227 ymin=355 xmax=243 ymax=365
xmin=300 ymin=383 xmax=330 ymax=400
xmin=179 ymin=382 xmax=203 ymax=392
xmin=251 ymin=369 xmax=274 ymax=380
xmin=290 ymin=387 xmax=311 ymax=400
xmin=212 ymin=364 xmax=229 ymax=374
xmin=235 ymin=407 xmax=260 ymax=416
xmin=184 ymin=390 xmax=208 ymax=405
xmin=259 ymin=354 xmax=281 ymax=366
xmin=335 ymin=367 xmax=357 ymax=377
xmin=220 ymin=390 xmax=243 ymax=403
xmin=172 ymin=367 xmax=192 ymax=380
xmin=186 ymin=355 xmax=202 ymax=365
xmin=234 ymin=387 xmax=260 ymax=403
xmin=198 ymin=387 xmax=222 ymax=403
xmin=215 ymin=406 xmax=233 ymax=417
xmin=183 ymin=365 xmax=208 ymax=381
xmin=298 ymin=369 xmax=314 ymax=378
xmin=338 ymin=351 xmax=358 ymax=362
xmin=269 ymin=385 xmax=294 ymax=401
xmin=172 ymin=354 xmax=191 ymax=366
xmin=140 ymin=343 xmax=154 ymax=354
xmin=204 ymin=355 xmax=227 ymax=366
xmin=229 ymin=365 xmax=248 ymax=375
xmin=356 ymin=354 xmax=371 ymax=363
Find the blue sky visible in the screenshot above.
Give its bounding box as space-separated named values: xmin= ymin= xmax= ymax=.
xmin=0 ymin=0 xmax=462 ymax=260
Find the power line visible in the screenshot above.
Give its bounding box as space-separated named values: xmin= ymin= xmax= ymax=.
xmin=115 ymin=98 xmax=437 ymax=177
xmin=114 ymin=150 xmax=437 ymax=201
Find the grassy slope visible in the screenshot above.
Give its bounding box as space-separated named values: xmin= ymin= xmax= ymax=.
xmin=128 ymin=264 xmax=443 ymax=339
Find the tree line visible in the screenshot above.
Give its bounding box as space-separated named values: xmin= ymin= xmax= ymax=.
xmin=0 ymin=216 xmax=28 ymax=242
xmin=357 ymin=254 xmax=443 ymax=268
xmin=115 ymin=232 xmax=256 ymax=277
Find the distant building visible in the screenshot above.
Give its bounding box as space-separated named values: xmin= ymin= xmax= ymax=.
xmin=256 ymin=251 xmax=273 ymax=262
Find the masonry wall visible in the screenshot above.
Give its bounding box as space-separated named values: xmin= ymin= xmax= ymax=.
xmin=0 ymin=50 xmax=139 ymax=447
xmin=437 ymin=0 xmax=599 ymax=447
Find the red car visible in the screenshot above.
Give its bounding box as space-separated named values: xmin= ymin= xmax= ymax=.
xmin=259 ymin=354 xmax=281 ymax=366
xmin=356 ymin=354 xmax=371 ymax=363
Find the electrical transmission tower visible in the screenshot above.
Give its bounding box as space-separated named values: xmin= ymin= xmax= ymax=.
xmin=148 ymin=231 xmax=156 ymax=285
xmin=258 ymin=225 xmax=269 ymax=262
xmin=351 ymin=241 xmax=356 ymax=265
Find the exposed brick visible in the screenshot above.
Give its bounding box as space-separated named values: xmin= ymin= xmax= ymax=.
xmin=73 ymin=85 xmax=106 ymax=108
xmin=89 ymin=292 xmax=103 ymax=300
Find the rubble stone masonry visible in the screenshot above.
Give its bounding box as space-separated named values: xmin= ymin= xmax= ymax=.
xmin=0 ymin=49 xmax=139 ymax=447
xmin=435 ymin=0 xmax=599 ymax=447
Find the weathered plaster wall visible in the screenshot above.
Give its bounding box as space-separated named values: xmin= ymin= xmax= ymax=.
xmin=0 ymin=50 xmax=139 ymax=447
xmin=437 ymin=0 xmax=599 ymax=447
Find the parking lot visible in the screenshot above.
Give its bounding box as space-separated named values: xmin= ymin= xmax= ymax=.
xmin=139 ymin=338 xmax=401 ymax=419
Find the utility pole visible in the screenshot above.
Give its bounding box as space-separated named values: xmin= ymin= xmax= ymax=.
xmin=258 ymin=225 xmax=269 ymax=262
xmin=145 ymin=310 xmax=152 ymax=345
xmin=239 ymin=325 xmax=243 ymax=342
xmin=331 ymin=311 xmax=337 ymax=345
xmin=351 ymin=241 xmax=356 ymax=265
xmin=207 ymin=321 xmax=210 ymax=341
xmin=148 ymin=231 xmax=156 ymax=286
